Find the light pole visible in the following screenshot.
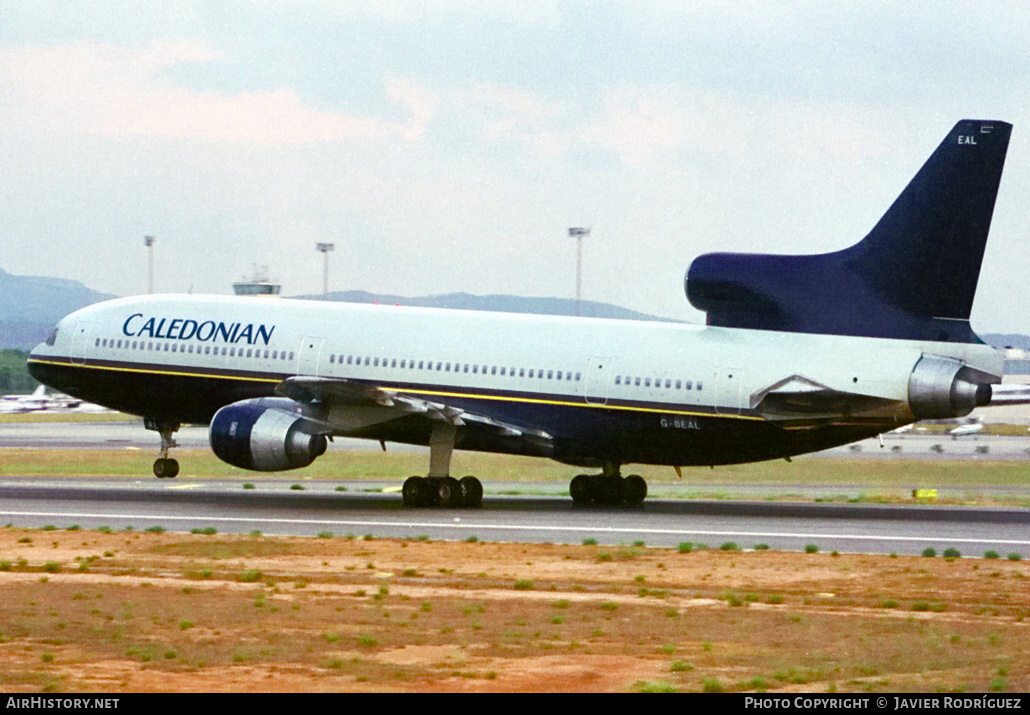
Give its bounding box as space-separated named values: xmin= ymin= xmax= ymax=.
xmin=568 ymin=227 xmax=590 ymax=316
xmin=316 ymin=242 xmax=335 ymax=299
xmin=144 ymin=235 xmax=155 ymax=294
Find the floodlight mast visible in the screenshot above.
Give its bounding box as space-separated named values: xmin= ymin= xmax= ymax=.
xmin=568 ymin=227 xmax=590 ymax=317
xmin=316 ymin=242 xmax=335 ymax=299
xmin=144 ymin=236 xmax=155 ymax=294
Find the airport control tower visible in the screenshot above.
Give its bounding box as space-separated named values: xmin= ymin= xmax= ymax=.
xmin=232 ymin=266 xmax=281 ymax=297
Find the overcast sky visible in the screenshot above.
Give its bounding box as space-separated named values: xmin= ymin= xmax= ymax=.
xmin=1 ymin=1 xmax=1028 ymax=331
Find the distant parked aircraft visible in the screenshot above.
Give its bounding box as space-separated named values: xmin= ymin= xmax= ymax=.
xmin=949 ymin=417 xmax=984 ymax=439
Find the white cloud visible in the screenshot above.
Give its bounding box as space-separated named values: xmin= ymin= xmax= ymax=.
xmin=0 ymin=41 xmax=434 ymax=145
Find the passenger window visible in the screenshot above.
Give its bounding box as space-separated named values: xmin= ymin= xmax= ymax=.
xmin=391 ymin=359 xmax=396 ymax=368
xmin=547 ymin=370 xmax=553 ymax=379
xmin=491 ymin=366 xmax=497 ymax=375
xmin=675 ymin=380 xmax=681 ymax=389
xmin=400 ymin=360 xmax=406 ymax=368
xmin=330 ymin=355 xmax=335 ymax=363
xmin=645 ymin=378 xmax=651 ymax=387
xmin=575 ymin=372 xmax=581 ymax=381
xmin=635 ymin=377 xmax=641 ymax=386
xmin=615 ymin=375 xmax=621 ymax=385
xmin=696 ymin=382 xmax=703 ymax=390
xmin=347 ymin=356 xmax=353 ymax=365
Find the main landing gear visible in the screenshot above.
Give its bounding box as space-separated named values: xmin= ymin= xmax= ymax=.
xmin=402 ymin=475 xmax=483 ymax=508
xmin=401 ymin=423 xmax=484 ymax=508
xmin=145 ymin=419 xmax=180 ymax=479
xmin=569 ymin=464 xmax=647 ymax=507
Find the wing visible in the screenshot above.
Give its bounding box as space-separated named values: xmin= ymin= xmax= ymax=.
xmin=984 ymin=383 xmax=1030 ymax=405
xmin=275 ymin=376 xmax=553 ymax=449
xmin=750 ymin=374 xmax=902 ymax=422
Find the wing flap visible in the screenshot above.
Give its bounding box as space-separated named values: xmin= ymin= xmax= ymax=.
xmin=275 ymin=376 xmax=553 ymax=445
xmin=751 ymin=375 xmax=901 ymax=420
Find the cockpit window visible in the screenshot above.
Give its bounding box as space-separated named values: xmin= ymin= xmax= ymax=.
xmin=45 ymin=328 xmax=58 ymax=346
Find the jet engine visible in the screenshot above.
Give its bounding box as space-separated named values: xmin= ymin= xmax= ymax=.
xmin=209 ymin=398 xmax=328 ymax=471
xmin=908 ymin=355 xmax=993 ymax=420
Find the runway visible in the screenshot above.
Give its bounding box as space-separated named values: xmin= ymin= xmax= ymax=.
xmin=0 ymin=477 xmax=1027 ymax=558
xmin=2 ymin=420 xmax=1028 ymax=558
xmin=4 ymin=420 xmax=1030 ymax=458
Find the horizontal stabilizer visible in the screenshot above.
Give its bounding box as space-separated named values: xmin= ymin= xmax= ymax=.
xmin=985 ymin=384 xmax=1030 ymax=406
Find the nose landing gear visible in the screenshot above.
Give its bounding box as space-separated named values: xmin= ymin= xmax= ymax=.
xmin=145 ymin=419 xmax=180 ymax=479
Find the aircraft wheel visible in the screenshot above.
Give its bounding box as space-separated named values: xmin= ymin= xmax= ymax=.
xmin=153 ymin=458 xmax=178 ymax=479
xmin=437 ymin=477 xmax=462 ymax=508
xmin=402 ymin=477 xmax=424 ymax=507
xmin=460 ymin=476 xmax=483 ymax=508
xmin=570 ymin=474 xmax=591 ymax=505
xmin=597 ymin=476 xmax=623 ymax=506
xmin=623 ymin=475 xmax=647 ymax=506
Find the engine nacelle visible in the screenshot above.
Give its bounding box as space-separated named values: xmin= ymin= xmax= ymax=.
xmin=908 ymin=355 xmax=993 ymax=420
xmin=209 ymin=398 xmax=328 ymax=471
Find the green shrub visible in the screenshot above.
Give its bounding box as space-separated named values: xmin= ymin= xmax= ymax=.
xmin=1007 ymin=553 xmax=1023 ymax=561
xmin=720 ymin=542 xmax=740 ymax=552
xmin=943 ymin=548 xmax=961 ymax=559
xmin=984 ymin=550 xmax=1000 ymax=559
xmin=677 ymin=542 xmax=693 ymax=554
xmin=922 ymin=547 xmax=937 ymax=558
xmin=805 ymin=544 xmax=819 ymax=554
xmin=513 ymin=580 xmax=534 ymax=591
xmin=702 ymin=678 xmax=723 ymax=693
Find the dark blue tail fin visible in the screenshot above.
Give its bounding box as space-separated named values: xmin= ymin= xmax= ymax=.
xmin=686 ymin=120 xmax=1012 ymax=343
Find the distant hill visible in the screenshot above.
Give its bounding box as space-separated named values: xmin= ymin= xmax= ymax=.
xmin=982 ymin=334 xmax=1030 ymax=350
xmin=293 ymin=290 xmax=674 ymax=323
xmin=0 ymin=269 xmax=673 ymax=350
xmin=0 ymin=268 xmax=116 ymax=350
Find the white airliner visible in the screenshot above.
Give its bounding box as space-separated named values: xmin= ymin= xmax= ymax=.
xmin=949 ymin=417 xmax=985 ymax=439
xmin=0 ymin=385 xmax=51 ymax=414
xmin=0 ymin=385 xmax=84 ymax=414
xmin=27 ymin=120 xmax=1028 ymax=507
